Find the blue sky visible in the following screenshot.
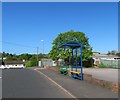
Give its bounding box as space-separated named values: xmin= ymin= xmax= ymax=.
xmin=2 ymin=2 xmax=118 ymax=54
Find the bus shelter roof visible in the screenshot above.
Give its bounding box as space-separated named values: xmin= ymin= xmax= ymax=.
xmin=58 ymin=40 xmax=82 ymax=49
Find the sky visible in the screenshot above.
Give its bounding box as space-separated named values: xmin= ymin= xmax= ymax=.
xmin=2 ymin=2 xmax=118 ymax=54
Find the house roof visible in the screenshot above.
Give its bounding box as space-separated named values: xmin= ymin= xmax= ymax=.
xmin=92 ymin=51 xmax=100 ymax=54
xmin=0 ymin=61 xmax=25 ymax=65
xmin=93 ymin=55 xmax=119 ymax=59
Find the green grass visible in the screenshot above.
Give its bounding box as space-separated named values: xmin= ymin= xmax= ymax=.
xmin=55 ymin=66 xmax=61 ymax=68
xmin=52 ymin=65 xmax=120 ymax=69
xmin=50 ymin=66 xmax=61 ymax=69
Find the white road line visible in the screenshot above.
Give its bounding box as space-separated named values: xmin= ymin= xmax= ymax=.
xmin=0 ymin=77 xmax=1 ymax=79
xmin=35 ymin=69 xmax=78 ymax=99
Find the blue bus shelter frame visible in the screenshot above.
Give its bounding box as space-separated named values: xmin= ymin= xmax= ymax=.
xmin=58 ymin=40 xmax=83 ymax=80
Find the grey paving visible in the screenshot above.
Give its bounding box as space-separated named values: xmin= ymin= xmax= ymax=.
xmin=38 ymin=68 xmax=118 ymax=98
xmin=2 ymin=68 xmax=72 ymax=98
xmin=67 ymin=68 xmax=119 ymax=83
xmin=83 ymin=68 xmax=119 ymax=83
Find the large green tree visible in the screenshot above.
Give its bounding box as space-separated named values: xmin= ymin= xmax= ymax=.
xmin=49 ymin=30 xmax=93 ymax=61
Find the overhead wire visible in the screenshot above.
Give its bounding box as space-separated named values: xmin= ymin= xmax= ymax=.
xmin=0 ymin=41 xmax=37 ymax=48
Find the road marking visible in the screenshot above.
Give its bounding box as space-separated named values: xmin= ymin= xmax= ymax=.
xmin=0 ymin=77 xmax=1 ymax=79
xmin=35 ymin=69 xmax=78 ymax=99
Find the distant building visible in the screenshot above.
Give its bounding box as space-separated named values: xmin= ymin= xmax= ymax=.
xmin=52 ymin=61 xmax=57 ymax=66
xmin=92 ymin=52 xmax=120 ymax=67
xmin=92 ymin=52 xmax=100 ymax=56
xmin=39 ymin=58 xmax=57 ymax=67
xmin=0 ymin=61 xmax=25 ymax=69
xmin=57 ymin=59 xmax=64 ymax=66
xmin=0 ymin=57 xmax=7 ymax=60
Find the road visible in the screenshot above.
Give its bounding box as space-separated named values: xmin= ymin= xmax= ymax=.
xmin=0 ymin=70 xmax=2 ymax=99
xmin=2 ymin=68 xmax=118 ymax=99
xmin=2 ymin=68 xmax=73 ymax=98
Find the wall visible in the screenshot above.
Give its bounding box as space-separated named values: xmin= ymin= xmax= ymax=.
xmin=0 ymin=64 xmax=25 ymax=68
xmin=100 ymin=59 xmax=119 ymax=68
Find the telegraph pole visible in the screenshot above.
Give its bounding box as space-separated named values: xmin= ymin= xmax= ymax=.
xmin=1 ymin=54 xmax=3 ymax=65
xmin=36 ymin=47 xmax=39 ymax=66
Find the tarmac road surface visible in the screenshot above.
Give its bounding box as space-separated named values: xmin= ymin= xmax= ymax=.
xmin=2 ymin=68 xmax=73 ymax=98
xmin=0 ymin=70 xmax=2 ymax=99
xmin=2 ymin=68 xmax=119 ymax=99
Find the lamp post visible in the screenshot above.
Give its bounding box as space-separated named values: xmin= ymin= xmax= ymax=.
xmin=41 ymin=40 xmax=44 ymax=67
xmin=41 ymin=40 xmax=44 ymax=55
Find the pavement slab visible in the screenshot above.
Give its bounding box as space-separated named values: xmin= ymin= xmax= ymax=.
xmin=38 ymin=68 xmax=118 ymax=98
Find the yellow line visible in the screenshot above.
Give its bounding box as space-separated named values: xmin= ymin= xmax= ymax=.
xmin=35 ymin=69 xmax=78 ymax=99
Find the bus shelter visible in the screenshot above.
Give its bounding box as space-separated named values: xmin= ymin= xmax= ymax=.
xmin=58 ymin=40 xmax=83 ymax=80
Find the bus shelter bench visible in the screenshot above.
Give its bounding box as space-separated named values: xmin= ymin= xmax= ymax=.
xmin=59 ymin=66 xmax=68 ymax=75
xmin=70 ymin=71 xmax=83 ymax=80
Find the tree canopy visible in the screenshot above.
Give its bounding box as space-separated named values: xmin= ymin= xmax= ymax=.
xmin=49 ymin=30 xmax=93 ymax=62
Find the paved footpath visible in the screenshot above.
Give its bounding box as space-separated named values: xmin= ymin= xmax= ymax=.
xmin=68 ymin=68 xmax=120 ymax=83
xmin=83 ymin=68 xmax=119 ymax=83
xmin=67 ymin=68 xmax=119 ymax=83
xmin=37 ymin=68 xmax=118 ymax=98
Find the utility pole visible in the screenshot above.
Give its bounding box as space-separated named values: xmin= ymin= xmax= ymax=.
xmin=36 ymin=47 xmax=39 ymax=66
xmin=2 ymin=52 xmax=5 ymax=66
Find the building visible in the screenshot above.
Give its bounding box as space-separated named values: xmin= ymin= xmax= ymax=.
xmin=92 ymin=52 xmax=100 ymax=56
xmin=57 ymin=59 xmax=64 ymax=66
xmin=0 ymin=57 xmax=6 ymax=60
xmin=39 ymin=58 xmax=57 ymax=67
xmin=0 ymin=61 xmax=25 ymax=69
xmin=92 ymin=52 xmax=120 ymax=67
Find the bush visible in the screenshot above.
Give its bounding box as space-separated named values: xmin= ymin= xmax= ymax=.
xmin=98 ymin=63 xmax=116 ymax=69
xmin=98 ymin=64 xmax=107 ymax=68
xmin=26 ymin=60 xmax=38 ymax=67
